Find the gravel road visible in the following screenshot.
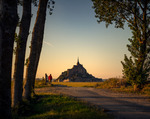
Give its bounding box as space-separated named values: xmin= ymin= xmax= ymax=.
xmin=35 ymin=86 xmax=150 ymax=119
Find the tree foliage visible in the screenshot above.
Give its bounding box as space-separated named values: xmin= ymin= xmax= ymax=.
xmin=31 ymin=0 xmax=55 ymax=15
xmin=121 ymin=37 xmax=150 ymax=87
xmin=92 ymin=0 xmax=150 ymax=88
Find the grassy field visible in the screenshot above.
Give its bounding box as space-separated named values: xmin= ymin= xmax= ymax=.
xmin=34 ymin=80 xmax=102 ymax=88
xmin=34 ymin=79 xmax=150 ymax=96
xmin=52 ymin=82 xmax=102 ymax=87
xmin=34 ymin=80 xmax=101 ymax=88
xmin=12 ymin=93 xmax=113 ymax=119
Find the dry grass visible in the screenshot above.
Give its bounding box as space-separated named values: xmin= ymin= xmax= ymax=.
xmin=34 ymin=80 xmax=52 ymax=88
xmin=95 ymin=78 xmax=150 ymax=96
xmin=141 ymin=84 xmax=150 ymax=96
xmin=52 ymin=82 xmax=102 ymax=87
xmin=34 ymin=80 xmax=102 ymax=88
xmin=95 ymin=78 xmax=127 ymax=89
xmin=34 ymin=79 xmax=150 ymax=96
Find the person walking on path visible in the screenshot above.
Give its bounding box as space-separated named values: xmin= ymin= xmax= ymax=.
xmin=45 ymin=73 xmax=48 ymax=83
xmin=48 ymin=74 xmax=52 ymax=83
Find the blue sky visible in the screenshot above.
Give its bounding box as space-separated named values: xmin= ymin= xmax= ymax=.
xmin=14 ymin=0 xmax=132 ymax=79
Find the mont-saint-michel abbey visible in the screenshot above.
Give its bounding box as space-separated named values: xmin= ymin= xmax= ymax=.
xmin=57 ymin=58 xmax=103 ymax=82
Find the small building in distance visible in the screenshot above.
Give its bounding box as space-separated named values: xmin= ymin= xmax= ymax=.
xmin=57 ymin=58 xmax=103 ymax=82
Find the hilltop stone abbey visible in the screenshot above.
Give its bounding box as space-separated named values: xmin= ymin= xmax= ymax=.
xmin=57 ymin=58 xmax=102 ymax=82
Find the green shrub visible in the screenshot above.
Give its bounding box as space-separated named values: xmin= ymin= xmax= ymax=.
xmin=95 ymin=78 xmax=127 ymax=89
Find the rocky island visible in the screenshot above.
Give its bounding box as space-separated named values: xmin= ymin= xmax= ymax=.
xmin=57 ymin=58 xmax=103 ymax=82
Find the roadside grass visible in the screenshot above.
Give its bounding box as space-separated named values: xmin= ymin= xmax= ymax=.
xmin=34 ymin=79 xmax=150 ymax=96
xmin=34 ymin=79 xmax=52 ymax=88
xmin=141 ymin=84 xmax=150 ymax=95
xmin=34 ymin=80 xmax=102 ymax=88
xmin=12 ymin=79 xmax=150 ymax=119
xmin=52 ymin=82 xmax=102 ymax=87
xmin=12 ymin=93 xmax=113 ymax=119
xmin=95 ymin=78 xmax=150 ymax=96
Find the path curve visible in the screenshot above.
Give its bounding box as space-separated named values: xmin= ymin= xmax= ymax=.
xmin=35 ymin=86 xmax=150 ymax=119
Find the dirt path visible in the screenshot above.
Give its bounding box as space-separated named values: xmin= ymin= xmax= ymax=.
xmin=35 ymin=86 xmax=150 ymax=119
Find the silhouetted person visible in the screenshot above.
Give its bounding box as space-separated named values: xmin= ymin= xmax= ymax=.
xmin=45 ymin=73 xmax=48 ymax=83
xmin=48 ymin=74 xmax=52 ymax=83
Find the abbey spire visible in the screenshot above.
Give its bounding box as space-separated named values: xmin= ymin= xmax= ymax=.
xmin=77 ymin=57 xmax=79 ymax=65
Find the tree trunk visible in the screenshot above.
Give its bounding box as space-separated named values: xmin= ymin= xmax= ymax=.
xmin=23 ymin=0 xmax=48 ymax=100
xmin=12 ymin=0 xmax=31 ymax=108
xmin=136 ymin=1 xmax=148 ymax=87
xmin=0 ymin=0 xmax=18 ymax=118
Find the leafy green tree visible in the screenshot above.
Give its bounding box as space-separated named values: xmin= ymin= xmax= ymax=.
xmin=92 ymin=0 xmax=150 ymax=88
xmin=121 ymin=36 xmax=150 ymax=88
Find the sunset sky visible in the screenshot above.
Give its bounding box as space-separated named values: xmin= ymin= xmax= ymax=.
xmin=14 ymin=0 xmax=132 ymax=79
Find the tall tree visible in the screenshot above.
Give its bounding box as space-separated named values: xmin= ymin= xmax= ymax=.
xmin=121 ymin=1 xmax=150 ymax=89
xmin=12 ymin=0 xmax=32 ymax=107
xmin=23 ymin=0 xmax=55 ymax=100
xmin=23 ymin=0 xmax=49 ymax=100
xmin=92 ymin=0 xmax=150 ymax=88
xmin=0 ymin=0 xmax=18 ymax=118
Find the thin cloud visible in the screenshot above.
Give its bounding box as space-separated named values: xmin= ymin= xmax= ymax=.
xmin=43 ymin=41 xmax=54 ymax=47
